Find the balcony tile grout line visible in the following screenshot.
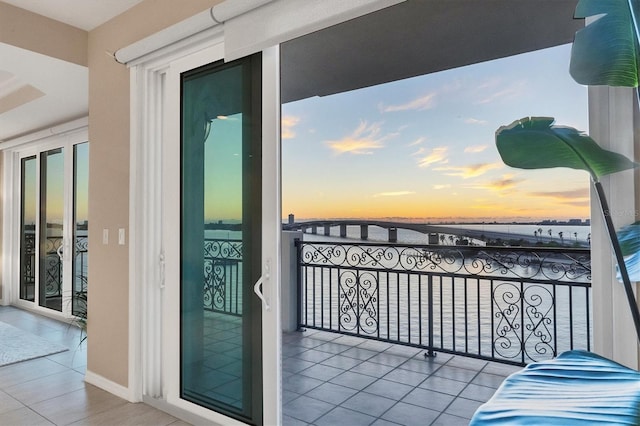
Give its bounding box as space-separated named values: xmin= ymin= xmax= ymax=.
xmin=364 ymin=352 xmax=481 ymax=425
xmin=427 ymin=363 xmax=487 ymax=425
xmin=284 ymin=331 xmax=491 ymax=425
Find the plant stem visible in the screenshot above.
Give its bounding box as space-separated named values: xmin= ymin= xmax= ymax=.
xmin=594 ymin=180 xmax=640 ymax=342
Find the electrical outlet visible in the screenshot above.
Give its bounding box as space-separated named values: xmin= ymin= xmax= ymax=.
xmin=119 ymin=228 xmax=125 ymax=245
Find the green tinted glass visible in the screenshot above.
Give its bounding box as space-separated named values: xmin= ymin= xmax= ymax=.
xmin=181 ymin=56 xmax=261 ymax=423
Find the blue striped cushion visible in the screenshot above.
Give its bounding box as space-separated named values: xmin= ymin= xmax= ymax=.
xmin=470 ymin=350 xmax=640 ymax=425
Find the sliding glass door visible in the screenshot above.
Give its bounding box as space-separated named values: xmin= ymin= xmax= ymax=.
xmin=17 ymin=141 xmax=89 ymax=317
xmin=180 ymin=56 xmax=262 ymax=424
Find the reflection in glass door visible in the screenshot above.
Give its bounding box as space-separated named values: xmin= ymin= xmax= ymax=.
xmin=180 ymin=56 xmax=262 ymax=424
xmin=19 ymin=156 xmax=37 ymax=302
xmin=40 ymin=148 xmax=65 ymax=311
xmin=73 ymin=143 xmax=89 ymax=316
xmin=17 ymin=141 xmax=89 ymax=317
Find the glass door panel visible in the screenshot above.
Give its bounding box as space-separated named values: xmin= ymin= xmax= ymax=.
xmin=181 ymin=56 xmax=262 ymax=424
xmin=16 ymin=140 xmax=88 ymax=317
xmin=39 ymin=148 xmax=65 ymax=311
xmin=20 ymin=156 xmax=37 ymax=302
xmin=73 ymin=143 xmax=89 ymax=316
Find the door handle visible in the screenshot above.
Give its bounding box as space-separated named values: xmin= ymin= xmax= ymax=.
xmin=253 ymin=277 xmax=269 ymax=311
xmin=253 ymin=260 xmax=271 ymax=311
xmin=56 ymin=242 xmax=64 ymax=261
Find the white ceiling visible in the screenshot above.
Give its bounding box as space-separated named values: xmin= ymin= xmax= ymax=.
xmin=0 ymin=0 xmax=141 ymax=142
xmin=1 ymin=0 xmax=142 ymax=31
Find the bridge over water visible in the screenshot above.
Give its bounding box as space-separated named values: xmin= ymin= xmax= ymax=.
xmin=282 ymin=219 xmax=549 ymax=245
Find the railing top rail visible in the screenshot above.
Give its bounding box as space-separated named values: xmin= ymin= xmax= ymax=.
xmin=294 ymin=239 xmax=590 ymax=254
xmin=204 ymin=237 xmax=242 ymax=243
xmin=296 ymin=240 xmax=591 ymax=284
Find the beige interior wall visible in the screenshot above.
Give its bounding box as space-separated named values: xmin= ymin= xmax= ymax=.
xmin=0 ymin=1 xmax=87 ymax=66
xmin=87 ymin=0 xmax=222 ymax=388
xmin=0 ymin=151 xmax=3 ymax=302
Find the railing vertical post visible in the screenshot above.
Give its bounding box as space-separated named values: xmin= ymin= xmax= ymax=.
xmin=426 ymin=274 xmax=435 ymax=357
xmin=295 ymin=239 xmax=305 ymax=331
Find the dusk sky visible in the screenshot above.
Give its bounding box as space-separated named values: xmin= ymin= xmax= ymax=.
xmin=281 ymin=43 xmax=590 ymax=223
xmin=22 ymin=143 xmax=89 ymax=226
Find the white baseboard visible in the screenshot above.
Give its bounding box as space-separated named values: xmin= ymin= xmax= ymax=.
xmin=85 ymin=370 xmax=138 ymax=402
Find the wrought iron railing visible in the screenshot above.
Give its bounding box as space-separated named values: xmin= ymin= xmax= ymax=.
xmin=21 ymin=234 xmax=88 ymax=299
xmin=43 ymin=236 xmax=63 ymax=297
xmin=204 ymin=238 xmax=243 ymax=315
xmin=296 ymin=241 xmax=592 ymax=366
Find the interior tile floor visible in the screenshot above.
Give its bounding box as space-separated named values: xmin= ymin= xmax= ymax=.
xmin=0 ymin=306 xmax=521 ymax=425
xmin=0 ymin=306 xmax=186 ymax=426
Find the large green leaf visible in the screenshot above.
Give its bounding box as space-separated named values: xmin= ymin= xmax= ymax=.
xmin=570 ymin=0 xmax=640 ymax=87
xmin=495 ymin=117 xmax=638 ymax=180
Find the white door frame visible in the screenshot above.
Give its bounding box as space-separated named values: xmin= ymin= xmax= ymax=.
xmin=128 ymin=32 xmax=281 ymax=425
xmin=0 ymin=125 xmax=88 ymax=321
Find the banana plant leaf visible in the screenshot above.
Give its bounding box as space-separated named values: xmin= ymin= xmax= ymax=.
xmin=496 ymin=116 xmax=640 ymax=340
xmin=570 ymin=0 xmax=640 ymax=87
xmin=495 ymin=117 xmax=639 ymax=181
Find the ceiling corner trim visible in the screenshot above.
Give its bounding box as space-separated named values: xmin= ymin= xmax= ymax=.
xmin=114 ymin=0 xmax=273 ymax=66
xmin=0 ymin=116 xmax=88 ymax=151
xmin=0 ymin=85 xmax=46 ymax=115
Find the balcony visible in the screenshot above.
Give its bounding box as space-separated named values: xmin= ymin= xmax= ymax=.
xmin=280 ymin=239 xmax=591 ymax=424
xmin=193 ymin=235 xmax=593 ymax=423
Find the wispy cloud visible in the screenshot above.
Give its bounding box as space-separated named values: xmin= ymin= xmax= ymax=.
xmin=415 ymin=147 xmax=448 ymax=168
xmin=559 ymin=199 xmax=591 ymax=208
xmin=407 ymin=137 xmax=426 ymax=147
xmin=382 ymin=93 xmax=437 ymax=112
xmin=528 ymin=188 xmax=589 ymax=200
xmin=476 ymin=77 xmax=501 ymax=91
xmin=326 ymin=121 xmax=386 ymax=155
xmin=464 ymin=145 xmax=488 ymax=153
xmin=373 ymin=191 xmax=416 ymax=198
xmin=464 ymin=118 xmax=488 ymax=125
xmin=433 ymin=184 xmax=451 ymax=190
xmin=434 ymin=162 xmax=501 ymax=178
xmin=469 ymin=174 xmax=524 ymax=194
xmin=528 ymin=188 xmax=589 ymax=207
xmin=281 ymin=116 xmax=300 ymax=139
xmin=476 ymin=80 xmax=527 ymax=104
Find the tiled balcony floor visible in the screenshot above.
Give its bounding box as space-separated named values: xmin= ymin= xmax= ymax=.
xmin=283 ymin=329 xmax=521 ymax=426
